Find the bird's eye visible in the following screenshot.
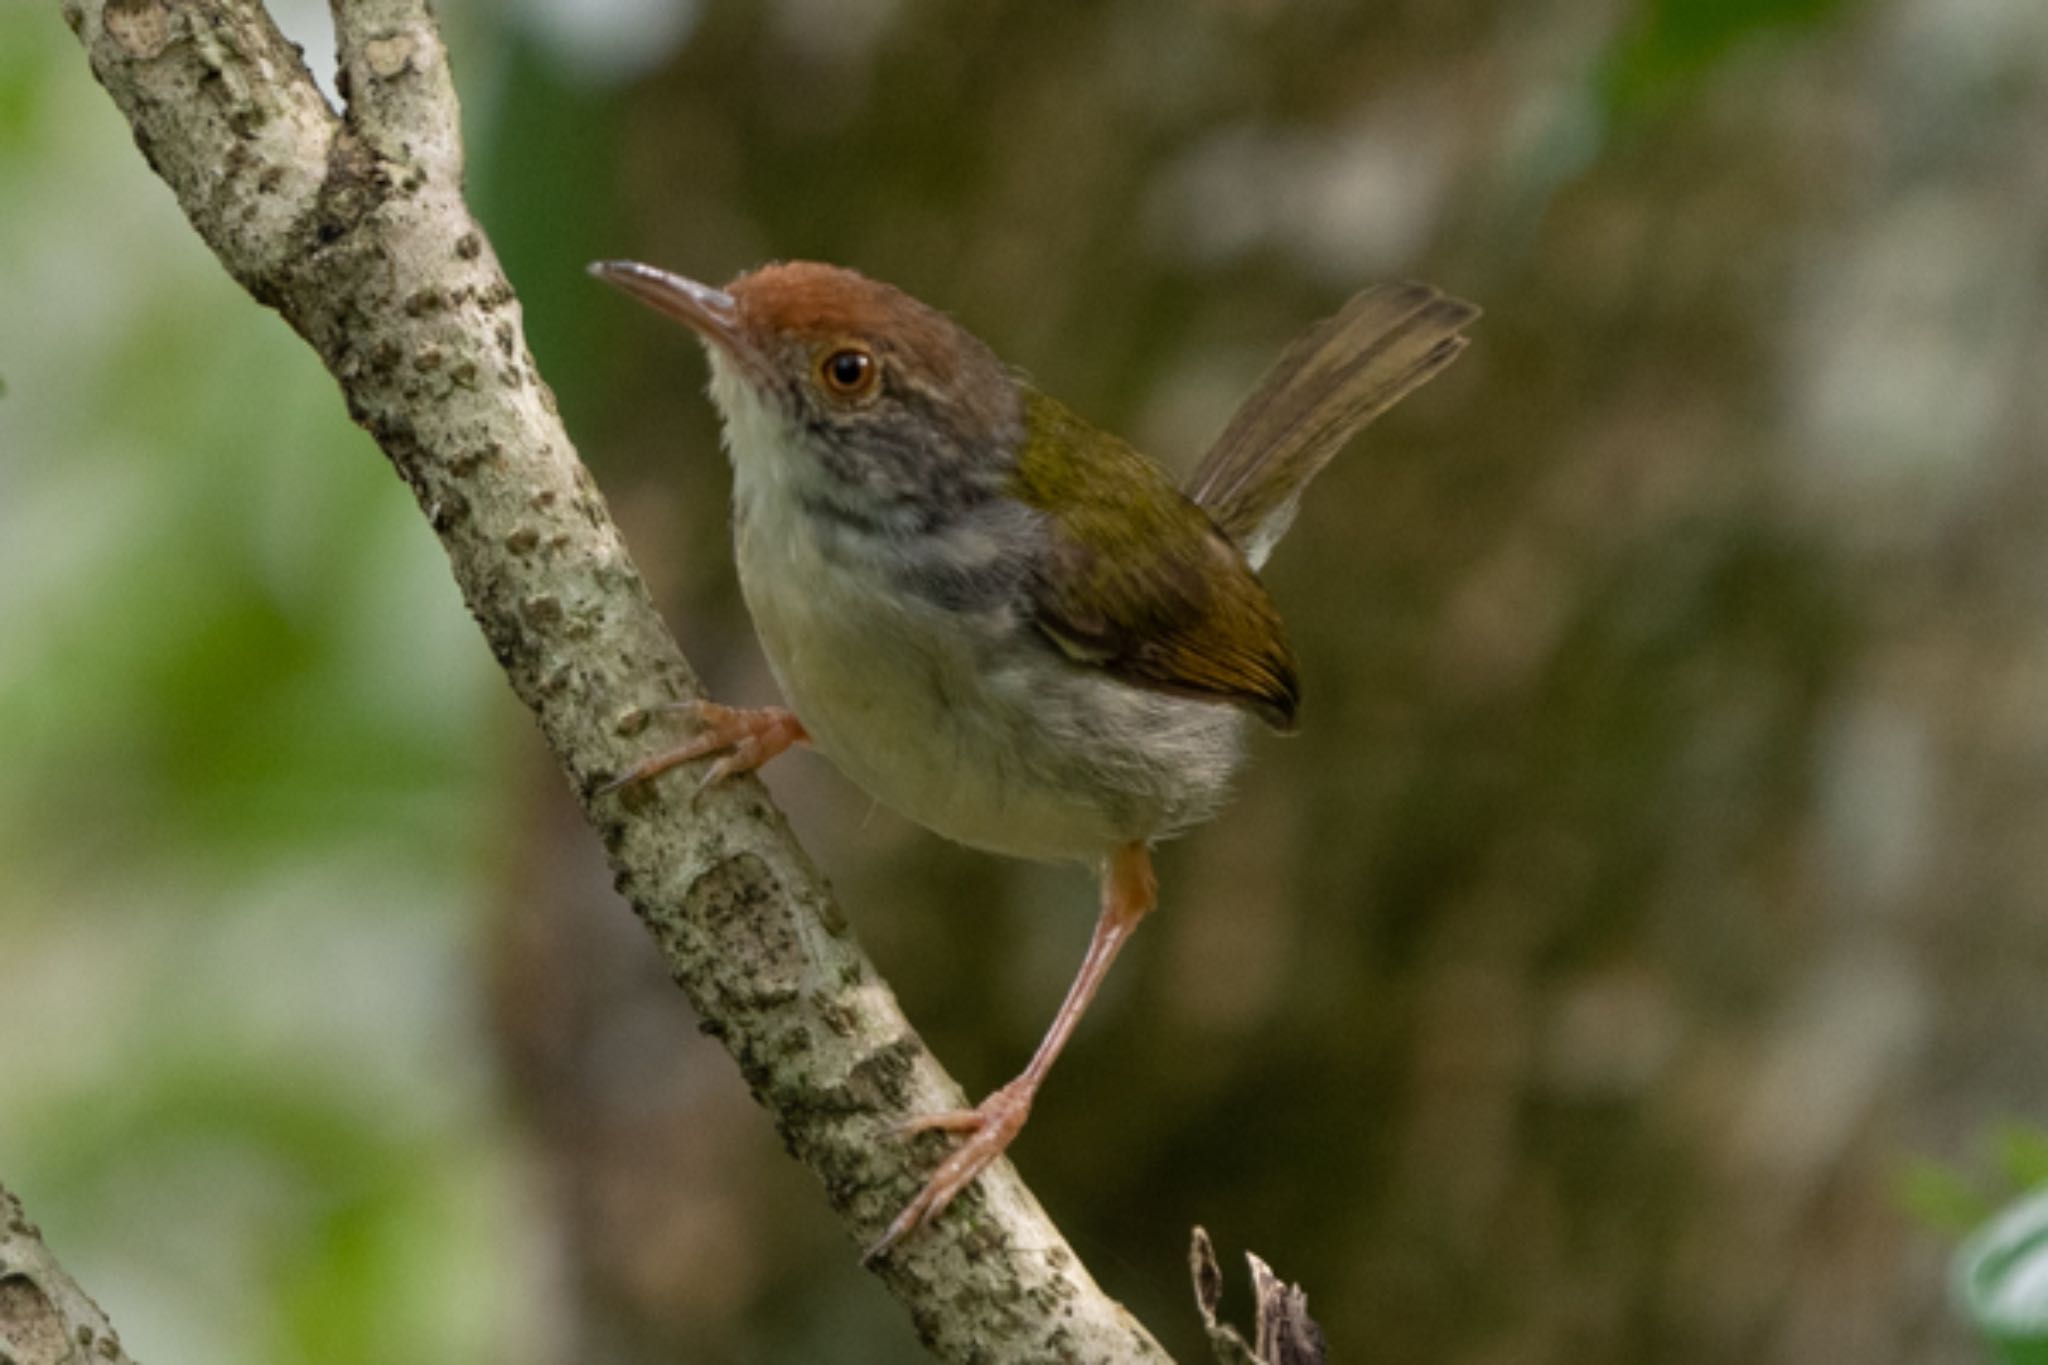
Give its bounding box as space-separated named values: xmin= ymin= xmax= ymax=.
xmin=818 ymin=347 xmax=878 ymax=398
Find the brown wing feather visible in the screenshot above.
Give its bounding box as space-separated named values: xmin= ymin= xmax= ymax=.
xmin=1187 ymin=282 xmax=1479 ymax=567
xmin=1013 ymin=391 xmax=1300 ymax=730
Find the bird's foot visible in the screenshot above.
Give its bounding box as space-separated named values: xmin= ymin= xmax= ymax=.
xmin=598 ymin=700 xmax=807 ymax=794
xmin=865 ymin=1078 xmax=1036 ymax=1261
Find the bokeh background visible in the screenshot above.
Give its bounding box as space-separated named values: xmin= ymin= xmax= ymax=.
xmin=5 ymin=0 xmax=2048 ymax=1361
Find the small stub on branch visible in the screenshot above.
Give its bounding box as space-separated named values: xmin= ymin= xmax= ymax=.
xmin=102 ymin=0 xmax=171 ymax=58
xmin=1191 ymin=1226 xmax=1329 ymax=1365
xmin=363 ymin=34 xmax=417 ymax=79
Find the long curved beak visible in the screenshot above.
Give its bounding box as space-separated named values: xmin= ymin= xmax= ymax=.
xmin=588 ymin=260 xmax=747 ymax=358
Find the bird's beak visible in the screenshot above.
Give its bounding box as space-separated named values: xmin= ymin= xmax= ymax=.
xmin=588 ymin=260 xmax=752 ymax=362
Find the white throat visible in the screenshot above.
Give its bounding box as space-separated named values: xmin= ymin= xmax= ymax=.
xmin=705 ymin=348 xmax=809 ymax=517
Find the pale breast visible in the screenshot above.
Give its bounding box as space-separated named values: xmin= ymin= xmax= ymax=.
xmin=732 ymin=496 xmax=1244 ymax=864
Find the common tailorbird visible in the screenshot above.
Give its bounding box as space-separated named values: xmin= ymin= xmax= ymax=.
xmin=591 ymin=258 xmax=1478 ymax=1257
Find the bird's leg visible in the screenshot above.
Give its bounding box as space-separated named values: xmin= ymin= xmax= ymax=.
xmin=866 ymin=842 xmax=1158 ymax=1260
xmin=598 ymin=699 xmax=808 ymax=794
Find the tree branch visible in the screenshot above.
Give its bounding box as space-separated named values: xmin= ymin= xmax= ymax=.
xmin=1 ymin=1183 xmax=137 ymax=1365
xmin=58 ymin=0 xmax=1173 ymax=1359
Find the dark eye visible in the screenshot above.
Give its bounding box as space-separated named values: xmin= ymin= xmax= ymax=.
xmin=818 ymin=347 xmax=877 ymax=397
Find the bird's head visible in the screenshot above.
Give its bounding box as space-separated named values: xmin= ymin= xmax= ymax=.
xmin=591 ymin=259 xmax=1025 ymax=510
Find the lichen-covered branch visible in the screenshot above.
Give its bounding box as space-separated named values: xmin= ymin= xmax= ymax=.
xmin=1 ymin=1183 xmax=137 ymax=1365
xmin=57 ymin=0 xmax=1172 ymax=1359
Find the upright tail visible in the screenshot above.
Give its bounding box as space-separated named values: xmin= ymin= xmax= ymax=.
xmin=1185 ymin=282 xmax=1479 ymax=569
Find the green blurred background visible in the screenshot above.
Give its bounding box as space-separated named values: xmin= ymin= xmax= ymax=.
xmin=5 ymin=0 xmax=2048 ymax=1361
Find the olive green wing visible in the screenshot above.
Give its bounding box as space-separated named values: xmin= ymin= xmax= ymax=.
xmin=1012 ymin=390 xmax=1300 ymax=731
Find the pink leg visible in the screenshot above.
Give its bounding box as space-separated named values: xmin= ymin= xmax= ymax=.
xmin=598 ymin=700 xmax=808 ymax=794
xmin=865 ymin=843 xmax=1158 ymax=1260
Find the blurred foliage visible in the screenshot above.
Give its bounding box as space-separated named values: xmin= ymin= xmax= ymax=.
xmin=7 ymin=0 xmax=2048 ymax=1363
xmin=1600 ymin=0 xmax=1862 ymax=119
xmin=1 ymin=4 xmax=514 ymax=1361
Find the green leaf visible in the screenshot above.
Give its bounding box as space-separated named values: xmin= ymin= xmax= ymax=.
xmin=1957 ymin=1189 xmax=2048 ymax=1364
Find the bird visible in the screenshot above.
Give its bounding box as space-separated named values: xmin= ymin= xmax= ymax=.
xmin=590 ymin=257 xmax=1478 ymax=1257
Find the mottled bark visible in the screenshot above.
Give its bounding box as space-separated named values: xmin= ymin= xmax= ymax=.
xmin=0 ymin=1183 xmax=137 ymax=1365
xmin=55 ymin=1 xmax=1172 ymax=1359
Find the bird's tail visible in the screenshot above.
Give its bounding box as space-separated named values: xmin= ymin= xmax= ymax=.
xmin=1185 ymin=282 xmax=1479 ymax=569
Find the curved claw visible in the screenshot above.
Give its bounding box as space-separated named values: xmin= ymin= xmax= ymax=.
xmin=897 ymin=1107 xmax=991 ymax=1137
xmin=865 ymin=1081 xmax=1034 ymax=1262
xmin=598 ymin=700 xmax=807 ymax=795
